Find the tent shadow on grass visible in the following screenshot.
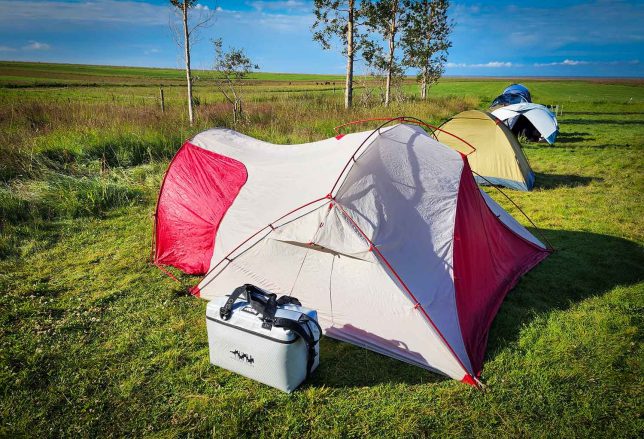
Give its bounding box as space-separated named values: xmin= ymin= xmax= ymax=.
xmin=555 ymin=131 xmax=594 ymax=143
xmin=171 ymin=284 xmax=197 ymax=297
xmin=534 ymin=172 xmax=601 ymax=189
xmin=0 ymin=219 xmax=69 ymax=260
xmin=305 ymin=229 xmax=643 ymax=388
xmin=564 ymin=111 xmax=643 ymax=116
xmin=484 ymin=229 xmax=643 ymax=368
xmin=310 ymin=326 xmax=448 ymax=388
xmin=562 ymin=118 xmax=643 ymax=126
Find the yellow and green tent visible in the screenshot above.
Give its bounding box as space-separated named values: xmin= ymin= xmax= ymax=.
xmin=434 ymin=110 xmax=535 ymax=191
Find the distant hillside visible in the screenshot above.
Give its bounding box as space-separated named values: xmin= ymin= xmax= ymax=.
xmin=0 ymin=61 xmax=346 ymax=87
xmin=2 ymin=61 xmax=641 ymax=88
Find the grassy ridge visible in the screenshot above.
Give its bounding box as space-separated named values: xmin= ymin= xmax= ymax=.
xmin=0 ymin=63 xmax=643 ymax=437
xmin=0 ymin=61 xmax=346 ymax=86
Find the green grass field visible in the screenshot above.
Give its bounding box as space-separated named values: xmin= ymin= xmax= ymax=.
xmin=0 ymin=61 xmax=642 ymax=437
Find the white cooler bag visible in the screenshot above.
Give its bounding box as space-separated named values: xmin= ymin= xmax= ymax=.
xmin=206 ymin=284 xmax=321 ymax=393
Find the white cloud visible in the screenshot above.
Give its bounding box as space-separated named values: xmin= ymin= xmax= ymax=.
xmin=249 ymin=1 xmax=310 ymax=13
xmin=0 ymin=1 xmax=311 ymax=33
xmin=561 ymin=59 xmax=589 ymax=66
xmin=533 ymin=59 xmax=640 ymax=67
xmin=216 ymin=7 xmax=313 ymax=32
xmin=447 ymin=61 xmax=516 ymax=68
xmin=447 ymin=58 xmax=642 ymax=70
xmin=23 ymin=41 xmax=50 ymax=50
xmin=0 ymin=45 xmax=16 ymax=52
xmin=0 ymin=1 xmax=171 ymax=26
xmin=452 ymin=0 xmax=644 ymax=50
xmin=144 ymin=48 xmax=161 ymax=55
xmin=534 ymin=59 xmax=590 ymax=67
xmin=479 ymin=61 xmax=514 ymax=68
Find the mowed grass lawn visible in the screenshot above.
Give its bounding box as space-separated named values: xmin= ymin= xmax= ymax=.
xmin=0 ymin=62 xmax=642 ymax=437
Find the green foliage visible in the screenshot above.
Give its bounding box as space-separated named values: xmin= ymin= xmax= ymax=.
xmin=311 ymin=0 xmax=371 ymax=108
xmin=212 ymin=39 xmax=259 ymax=122
xmin=0 ymin=63 xmax=643 ymax=437
xmin=402 ymin=0 xmax=452 ymax=95
xmin=169 ymin=0 xmax=198 ymax=9
xmin=312 ymin=0 xmax=354 ymax=51
xmin=213 ymin=39 xmax=259 ymax=82
xmin=360 ymin=0 xmax=406 ymax=106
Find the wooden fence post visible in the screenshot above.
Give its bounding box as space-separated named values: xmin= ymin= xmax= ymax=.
xmin=159 ymin=87 xmax=165 ymax=113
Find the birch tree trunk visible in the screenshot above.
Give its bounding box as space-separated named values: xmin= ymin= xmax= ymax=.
xmin=182 ymin=1 xmax=194 ymax=125
xmin=420 ymin=0 xmax=432 ymax=101
xmin=385 ymin=1 xmax=398 ymax=107
xmin=421 ymin=66 xmax=427 ymax=99
xmin=344 ymin=0 xmax=355 ymax=110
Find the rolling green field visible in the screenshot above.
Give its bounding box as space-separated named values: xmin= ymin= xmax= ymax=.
xmin=0 ymin=62 xmax=643 ymax=437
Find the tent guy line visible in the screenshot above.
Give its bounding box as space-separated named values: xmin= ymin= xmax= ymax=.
xmin=470 ymin=169 xmax=554 ymax=251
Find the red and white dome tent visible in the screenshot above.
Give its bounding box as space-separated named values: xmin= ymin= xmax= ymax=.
xmin=153 ymin=117 xmax=552 ymax=387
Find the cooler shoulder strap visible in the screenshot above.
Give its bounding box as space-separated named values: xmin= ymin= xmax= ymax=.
xmin=273 ymin=315 xmax=321 ymax=380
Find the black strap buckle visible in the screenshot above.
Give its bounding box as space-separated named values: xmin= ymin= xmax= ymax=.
xmin=219 ymin=306 xmax=231 ymax=320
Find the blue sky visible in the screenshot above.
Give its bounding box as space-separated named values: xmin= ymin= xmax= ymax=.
xmin=0 ymin=0 xmax=642 ymax=77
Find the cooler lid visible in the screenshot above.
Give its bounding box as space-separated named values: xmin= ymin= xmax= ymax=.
xmin=206 ymin=297 xmax=298 ymax=343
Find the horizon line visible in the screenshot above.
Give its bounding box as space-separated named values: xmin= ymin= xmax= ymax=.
xmin=1 ymin=59 xmax=643 ymax=80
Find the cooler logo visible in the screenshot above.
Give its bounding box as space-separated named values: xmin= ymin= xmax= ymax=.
xmin=230 ymin=349 xmax=254 ymax=365
xmin=241 ymin=306 xmax=260 ymax=316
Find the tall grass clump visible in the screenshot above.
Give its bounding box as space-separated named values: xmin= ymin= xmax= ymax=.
xmin=1 ymin=173 xmax=144 ymax=224
xmin=228 ymin=93 xmax=481 ymax=143
xmin=0 ymin=85 xmax=481 ymax=230
xmin=0 ymin=142 xmax=33 ymax=182
xmin=34 ymin=129 xmax=183 ymax=169
xmin=0 ymin=186 xmax=30 ymax=223
xmin=0 ymin=98 xmax=191 ymax=231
